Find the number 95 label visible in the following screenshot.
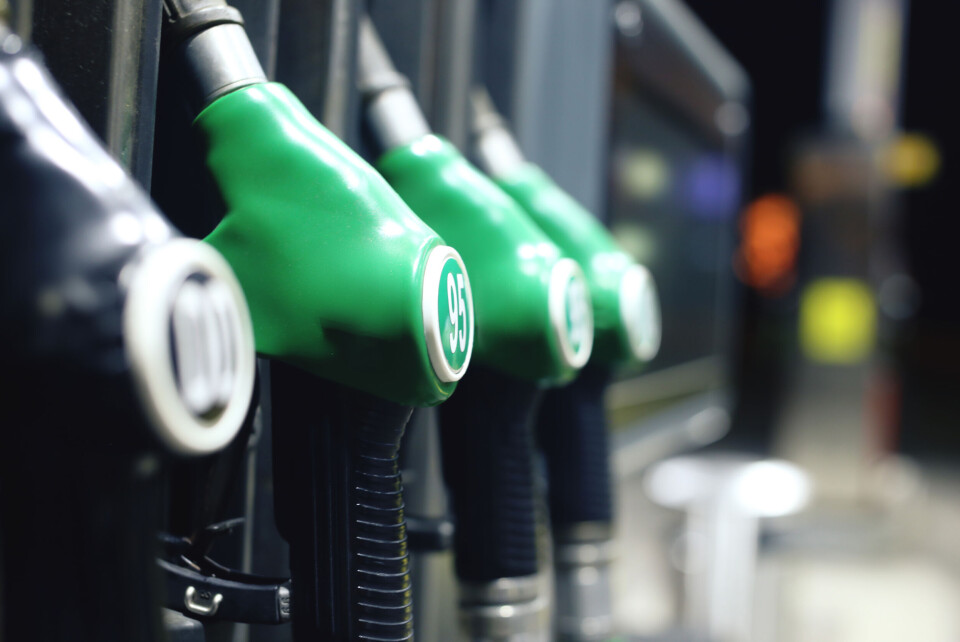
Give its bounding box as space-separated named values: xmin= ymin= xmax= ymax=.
xmin=422 ymin=246 xmax=474 ymax=383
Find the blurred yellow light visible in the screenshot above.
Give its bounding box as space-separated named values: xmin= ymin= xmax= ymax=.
xmin=880 ymin=133 xmax=941 ymax=188
xmin=800 ymin=279 xmax=876 ymax=364
xmin=611 ymin=222 xmax=657 ymax=266
xmin=620 ymin=149 xmax=670 ymax=200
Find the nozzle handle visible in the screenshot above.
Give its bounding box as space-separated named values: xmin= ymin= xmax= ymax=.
xmin=537 ymin=366 xmax=615 ymax=537
xmin=439 ymin=365 xmax=542 ymax=583
xmin=538 ymin=367 xmax=617 ymax=642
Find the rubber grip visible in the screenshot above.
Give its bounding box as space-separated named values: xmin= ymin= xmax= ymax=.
xmin=439 ymin=364 xmax=542 ymax=582
xmin=537 ymin=366 xmax=614 ymax=532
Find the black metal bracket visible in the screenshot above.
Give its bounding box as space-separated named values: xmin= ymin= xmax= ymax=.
xmin=158 ymin=509 xmax=450 ymax=626
xmin=158 ymin=520 xmax=291 ymax=625
xmin=159 ymin=559 xmax=290 ymax=624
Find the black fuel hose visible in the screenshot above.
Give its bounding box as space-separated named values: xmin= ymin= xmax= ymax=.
xmin=272 ymin=366 xmax=414 ymax=642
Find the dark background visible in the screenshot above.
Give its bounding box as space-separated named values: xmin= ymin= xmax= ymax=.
xmin=687 ymin=1 xmax=960 ymax=459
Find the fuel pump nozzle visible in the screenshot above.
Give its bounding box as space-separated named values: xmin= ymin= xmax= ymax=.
xmin=162 ymin=0 xmax=266 ymax=113
xmin=160 ymin=5 xmax=475 ymax=639
xmin=470 ymin=86 xmax=663 ymax=642
xmin=0 ymin=27 xmax=256 ymax=642
xmin=359 ymin=18 xmax=595 ymax=642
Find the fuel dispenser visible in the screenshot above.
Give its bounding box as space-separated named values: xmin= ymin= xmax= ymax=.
xmin=158 ymin=2 xmax=474 ymax=639
xmin=0 ymin=20 xmax=256 ymax=642
xmin=358 ymin=17 xmax=594 ymax=641
xmin=471 ymin=89 xmax=661 ymax=641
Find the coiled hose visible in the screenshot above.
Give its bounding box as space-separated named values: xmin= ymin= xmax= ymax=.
xmin=272 ymin=365 xmax=413 ymax=641
xmin=352 ymin=404 xmax=413 ymax=639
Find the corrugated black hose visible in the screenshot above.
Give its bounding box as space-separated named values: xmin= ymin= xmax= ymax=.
xmin=272 ymin=364 xmax=414 ymax=642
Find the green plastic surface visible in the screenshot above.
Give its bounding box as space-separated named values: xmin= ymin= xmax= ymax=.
xmin=495 ymin=164 xmax=643 ymax=364
xmin=194 ymin=83 xmax=459 ymax=406
xmin=377 ymin=135 xmax=582 ymax=384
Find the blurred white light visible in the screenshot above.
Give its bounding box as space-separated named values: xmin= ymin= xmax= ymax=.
xmin=110 ymin=212 xmax=144 ymax=246
xmin=644 ymin=457 xmax=712 ymax=508
xmin=378 ymin=219 xmax=405 ymax=239
xmin=2 ymin=33 xmax=23 ymax=55
xmin=142 ymin=213 xmax=173 ymax=244
xmin=646 ymin=456 xmax=811 ymax=517
xmin=619 ymin=149 xmax=670 ymax=200
xmin=577 ymin=566 xmax=601 ymax=586
xmin=716 ymin=101 xmax=750 ymax=137
xmin=615 ymin=1 xmax=643 ymax=38
xmin=732 ymin=460 xmax=811 ymax=517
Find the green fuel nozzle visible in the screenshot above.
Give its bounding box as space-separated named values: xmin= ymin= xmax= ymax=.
xmin=358 ymin=18 xmax=595 ymax=640
xmin=469 ymin=88 xmax=663 ymax=641
xmin=470 ymin=87 xmax=661 ymax=367
xmin=161 ymin=5 xmax=478 ymax=641
xmin=196 ymin=85 xmax=473 ymax=405
xmin=358 ymin=17 xmax=593 ymax=385
xmin=162 ymin=1 xmax=473 ymax=408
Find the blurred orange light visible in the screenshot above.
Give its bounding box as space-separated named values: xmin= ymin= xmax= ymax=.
xmin=735 ymin=194 xmax=801 ymax=295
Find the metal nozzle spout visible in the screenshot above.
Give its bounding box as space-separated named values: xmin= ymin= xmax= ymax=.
xmin=357 ymin=16 xmax=406 ymax=96
xmin=469 ymin=85 xmax=527 ymax=179
xmin=162 ymin=0 xmax=240 ymax=43
xmin=469 ymin=86 xmax=504 ymax=135
xmin=357 ymin=16 xmax=431 ymax=151
xmin=162 ymin=0 xmax=266 ymax=115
